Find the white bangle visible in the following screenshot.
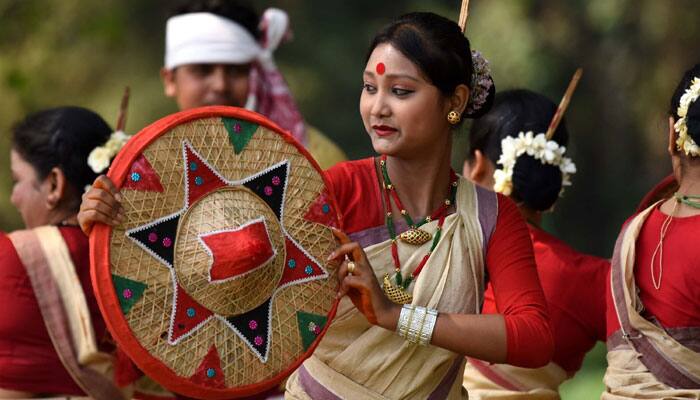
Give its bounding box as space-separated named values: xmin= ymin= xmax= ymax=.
xmin=407 ymin=306 xmax=426 ymax=344
xmin=419 ymin=308 xmax=438 ymax=346
xmin=397 ymin=305 xmax=438 ymax=346
xmin=397 ymin=304 xmax=412 ymax=339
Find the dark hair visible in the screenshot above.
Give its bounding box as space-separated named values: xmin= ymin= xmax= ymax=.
xmin=469 ymin=89 xmax=570 ymax=211
xmin=670 ymin=63 xmax=700 ymax=147
xmin=11 ymin=106 xmax=112 ymax=209
xmin=169 ymin=0 xmax=260 ymax=39
xmin=366 ymin=12 xmax=494 ymax=120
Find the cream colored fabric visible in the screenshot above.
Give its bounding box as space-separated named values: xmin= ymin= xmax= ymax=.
xmin=32 ymin=226 xmax=116 ymax=380
xmin=305 ymin=125 xmax=347 ymax=170
xmin=286 ymin=178 xmax=485 ymax=399
xmin=603 ymin=203 xmax=700 ymax=399
xmin=462 ymin=360 xmax=566 ymax=399
xmin=33 ymin=226 xmax=106 ymax=368
xmin=603 ymin=347 xmax=700 ymax=399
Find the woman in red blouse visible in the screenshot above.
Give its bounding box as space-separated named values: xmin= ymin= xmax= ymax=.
xmin=80 ymin=13 xmax=553 ymax=399
xmin=0 ymin=107 xmax=121 ymax=398
xmin=462 ymin=89 xmax=609 ymax=398
xmin=602 ymin=65 xmax=700 ymax=398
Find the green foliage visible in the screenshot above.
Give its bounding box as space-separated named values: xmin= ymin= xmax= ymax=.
xmin=560 ymin=342 xmax=607 ymax=399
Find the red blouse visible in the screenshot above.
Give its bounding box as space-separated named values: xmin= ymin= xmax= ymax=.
xmin=481 ymin=225 xmax=609 ymax=375
xmin=0 ymin=226 xmax=109 ymax=395
xmin=325 ymin=158 xmax=553 ymax=368
xmin=606 ymin=207 xmax=700 ymax=337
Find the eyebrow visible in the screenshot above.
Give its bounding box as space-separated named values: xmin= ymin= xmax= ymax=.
xmin=363 ymin=70 xmax=421 ymax=82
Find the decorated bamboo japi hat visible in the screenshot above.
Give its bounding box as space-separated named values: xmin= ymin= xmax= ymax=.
xmin=91 ymin=106 xmax=341 ymax=399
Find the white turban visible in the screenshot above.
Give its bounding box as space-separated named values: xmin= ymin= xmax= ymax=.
xmin=164 ymin=12 xmax=262 ymax=69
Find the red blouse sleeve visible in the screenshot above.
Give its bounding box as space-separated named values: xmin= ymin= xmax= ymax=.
xmin=486 ymin=195 xmax=554 ymax=367
xmin=324 ymin=158 xmax=384 ymax=234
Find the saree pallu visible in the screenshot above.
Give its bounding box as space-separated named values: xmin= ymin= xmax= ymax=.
xmin=286 ymin=179 xmax=493 ymax=399
xmin=461 ymin=359 xmax=566 ymax=400
xmin=602 ymin=203 xmax=700 ymax=399
xmin=8 ymin=226 xmax=128 ymax=400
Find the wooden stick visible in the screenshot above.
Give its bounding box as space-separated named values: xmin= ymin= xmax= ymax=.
xmin=458 ymin=0 xmax=470 ymax=33
xmin=115 ymin=86 xmax=130 ymax=132
xmin=545 ymin=68 xmax=583 ymax=140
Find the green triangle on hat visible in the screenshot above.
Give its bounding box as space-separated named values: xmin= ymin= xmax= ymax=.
xmin=112 ymin=274 xmax=148 ymax=315
xmin=296 ymin=311 xmax=328 ymax=351
xmin=222 ymin=117 xmax=258 ymax=155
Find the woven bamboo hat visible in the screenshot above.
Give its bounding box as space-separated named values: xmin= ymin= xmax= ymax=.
xmin=91 ymin=106 xmax=341 ymax=399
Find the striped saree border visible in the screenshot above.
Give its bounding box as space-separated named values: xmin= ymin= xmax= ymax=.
xmin=610 ymin=213 xmax=700 ymax=389
xmin=8 ymin=228 xmax=125 ymax=399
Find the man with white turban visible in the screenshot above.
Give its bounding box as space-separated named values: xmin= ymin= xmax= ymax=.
xmin=161 ymin=0 xmax=346 ymax=168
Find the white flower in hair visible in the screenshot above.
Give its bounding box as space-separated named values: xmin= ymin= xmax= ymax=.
xmin=493 ymin=168 xmax=513 ymax=196
xmin=674 ymin=77 xmax=700 ymax=157
xmin=87 ymin=130 xmax=131 ymax=174
xmin=493 ymin=131 xmax=577 ymax=197
xmin=87 ymin=147 xmax=112 ymax=174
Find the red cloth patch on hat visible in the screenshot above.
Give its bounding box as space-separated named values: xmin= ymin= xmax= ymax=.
xmin=278 ymin=238 xmax=326 ymax=287
xmin=304 ymin=190 xmax=339 ymax=228
xmin=169 ymin=285 xmax=214 ymax=343
xmin=199 ymin=220 xmax=275 ymax=282
xmin=190 ymin=345 xmax=225 ymax=388
xmin=184 ymin=142 xmax=227 ymax=206
xmin=123 ymin=154 xmax=164 ymax=192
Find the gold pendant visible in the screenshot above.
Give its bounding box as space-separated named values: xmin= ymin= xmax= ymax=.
xmin=399 ymin=228 xmax=432 ymax=246
xmin=382 ymin=274 xmax=413 ymax=304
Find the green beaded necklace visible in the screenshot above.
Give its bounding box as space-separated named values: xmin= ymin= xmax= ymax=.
xmin=378 ymin=155 xmax=458 ymax=304
xmin=673 ymin=192 xmax=700 ymax=209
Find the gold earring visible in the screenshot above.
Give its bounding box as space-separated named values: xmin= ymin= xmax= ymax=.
xmin=447 ymin=110 xmax=461 ymax=125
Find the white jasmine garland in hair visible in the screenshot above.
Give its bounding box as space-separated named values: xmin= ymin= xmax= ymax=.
xmin=493 ymin=131 xmax=577 ymax=196
xmin=465 ymin=50 xmax=493 ymax=115
xmin=87 ymin=130 xmax=131 ymax=174
xmin=674 ymin=77 xmax=700 ymax=157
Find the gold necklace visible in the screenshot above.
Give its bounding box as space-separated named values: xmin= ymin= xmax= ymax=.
xmin=379 ymin=155 xmax=458 ymax=304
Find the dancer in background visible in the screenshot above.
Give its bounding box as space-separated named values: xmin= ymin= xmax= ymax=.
xmin=0 ymin=107 xmax=126 ymax=399
xmin=602 ymin=64 xmax=700 ymax=399
xmin=462 ymin=88 xmax=609 ymax=399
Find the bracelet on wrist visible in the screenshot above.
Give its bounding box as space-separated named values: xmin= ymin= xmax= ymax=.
xmin=396 ymin=305 xmax=438 ymax=346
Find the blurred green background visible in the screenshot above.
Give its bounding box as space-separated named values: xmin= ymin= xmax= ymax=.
xmin=1 ymin=0 xmax=699 ymax=398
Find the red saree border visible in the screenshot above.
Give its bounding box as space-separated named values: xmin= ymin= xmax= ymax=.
xmin=8 ymin=228 xmax=124 ymax=399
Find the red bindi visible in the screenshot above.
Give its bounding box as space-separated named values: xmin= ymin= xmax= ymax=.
xmin=376 ymin=62 xmax=386 ymax=75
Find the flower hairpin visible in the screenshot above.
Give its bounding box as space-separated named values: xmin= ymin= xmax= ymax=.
xmin=493 ymin=131 xmax=577 ymax=197
xmin=674 ymin=76 xmax=700 ymax=157
xmin=87 ymin=130 xmax=131 ymax=174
